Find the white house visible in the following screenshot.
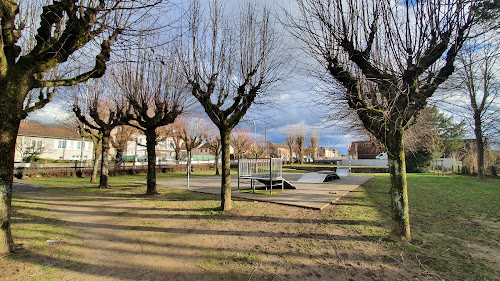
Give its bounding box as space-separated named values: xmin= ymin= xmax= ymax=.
xmin=123 ymin=133 xmax=177 ymax=161
xmin=15 ymin=121 xmax=94 ymax=162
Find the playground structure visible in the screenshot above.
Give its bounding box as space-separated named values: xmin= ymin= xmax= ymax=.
xmin=238 ymin=158 xmax=295 ymax=194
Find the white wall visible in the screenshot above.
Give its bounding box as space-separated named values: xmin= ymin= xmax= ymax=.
xmin=15 ymin=136 xmax=94 ymax=162
xmin=341 ymin=159 xmax=388 ymax=167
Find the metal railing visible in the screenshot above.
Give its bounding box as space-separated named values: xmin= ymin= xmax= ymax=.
xmin=237 ymin=158 xmax=283 ymax=194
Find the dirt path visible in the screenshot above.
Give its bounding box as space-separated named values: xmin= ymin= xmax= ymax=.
xmin=29 ymin=194 xmax=213 ymax=280
xmin=4 ymin=184 xmax=426 ymax=280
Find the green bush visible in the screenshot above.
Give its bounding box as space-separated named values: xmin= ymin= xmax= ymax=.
xmin=406 ymin=149 xmax=433 ymax=173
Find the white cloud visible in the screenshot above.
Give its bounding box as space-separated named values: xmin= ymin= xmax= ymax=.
xmin=26 ymin=102 xmax=73 ymax=125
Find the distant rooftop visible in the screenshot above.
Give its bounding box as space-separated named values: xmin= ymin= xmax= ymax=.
xmin=18 ymin=121 xmax=82 ymax=140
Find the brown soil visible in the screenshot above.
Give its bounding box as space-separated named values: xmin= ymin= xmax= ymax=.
xmin=1 ymin=186 xmax=429 ymax=280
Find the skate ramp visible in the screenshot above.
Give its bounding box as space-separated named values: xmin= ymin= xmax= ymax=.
xmin=255 ymin=178 xmax=297 ymax=189
xmin=297 ymin=171 xmax=340 ymax=183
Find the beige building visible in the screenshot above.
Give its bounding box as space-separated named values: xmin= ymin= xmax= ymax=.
xmin=15 ymin=122 xmax=94 ymax=162
xmin=319 ymin=147 xmax=340 ymax=159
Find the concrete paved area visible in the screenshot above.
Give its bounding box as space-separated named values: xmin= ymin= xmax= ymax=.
xmin=155 ymin=173 xmax=373 ymax=210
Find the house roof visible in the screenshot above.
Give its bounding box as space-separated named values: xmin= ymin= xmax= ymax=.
xmin=198 ymin=142 xmax=210 ymax=149
xmin=18 ymin=122 xmax=82 ymax=140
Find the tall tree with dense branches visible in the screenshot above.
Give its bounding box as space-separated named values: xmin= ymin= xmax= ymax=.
xmin=287 ymin=0 xmax=481 ymax=240
xmin=181 ymin=0 xmax=282 ymax=210
xmin=0 ymin=0 xmax=159 ymax=255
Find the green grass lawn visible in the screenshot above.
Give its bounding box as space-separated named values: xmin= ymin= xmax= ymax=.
xmin=362 ymin=174 xmax=500 ymax=280
xmin=13 ymin=172 xmax=500 ymax=280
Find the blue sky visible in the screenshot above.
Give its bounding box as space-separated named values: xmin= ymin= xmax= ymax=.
xmin=26 ymin=0 xmax=366 ymax=155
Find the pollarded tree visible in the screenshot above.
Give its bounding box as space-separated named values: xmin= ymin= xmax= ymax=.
xmin=205 ymin=126 xmax=222 ymax=175
xmin=166 ymin=120 xmax=185 ymax=161
xmin=0 ymin=0 xmax=162 ymax=255
xmin=249 ymin=136 xmax=266 ymax=159
xmin=117 ymin=49 xmax=186 ymax=195
xmin=76 ymin=122 xmax=103 ymax=182
xmin=73 ymin=78 xmax=130 ymax=189
xmin=288 ymin=0 xmax=481 ymax=240
xmin=309 ymin=128 xmax=319 ymax=162
xmin=284 ymin=125 xmax=296 ymax=164
xmin=295 ymin=122 xmax=306 ymax=164
xmin=181 ymin=1 xmax=283 ymax=210
xmin=111 ymin=125 xmax=137 ymax=167
xmin=177 ymin=115 xmax=207 ymax=176
xmin=230 ymin=128 xmax=251 ymax=159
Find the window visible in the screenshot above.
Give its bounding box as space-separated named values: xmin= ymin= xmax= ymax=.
xmin=57 ymin=140 xmax=66 ymax=149
xmin=30 ymin=140 xmax=42 ymax=150
xmin=76 ymin=141 xmax=85 ymax=150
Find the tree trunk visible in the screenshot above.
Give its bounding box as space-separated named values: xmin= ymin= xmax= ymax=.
xmin=0 ymin=115 xmax=19 ymax=255
xmin=473 ymin=110 xmax=486 ymax=180
xmin=91 ymin=139 xmax=102 ymax=183
xmin=215 ymin=151 xmax=220 ymax=175
xmin=386 ymin=129 xmax=411 ymax=241
xmin=99 ymin=134 xmax=110 ymax=189
xmin=174 ymin=144 xmax=180 ymax=161
xmin=220 ymin=129 xmax=231 ymax=211
xmin=145 ymin=129 xmax=159 ymax=195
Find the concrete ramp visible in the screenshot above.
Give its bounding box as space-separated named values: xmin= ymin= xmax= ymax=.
xmin=297 ymin=171 xmax=341 ymax=183
xmin=334 ymin=168 xmax=350 ymax=177
xmin=256 ymin=178 xmax=296 ymax=189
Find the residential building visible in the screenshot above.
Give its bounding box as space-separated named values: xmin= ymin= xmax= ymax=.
xmin=348 ymin=140 xmax=385 ymax=159
xmin=122 ymin=133 xmax=177 ymax=161
xmin=15 ymin=121 xmax=94 ymax=162
xmin=269 ymin=143 xmax=290 ymax=160
xmin=318 ymin=147 xmax=340 ymax=159
xmin=193 ymin=142 xmax=235 ymax=158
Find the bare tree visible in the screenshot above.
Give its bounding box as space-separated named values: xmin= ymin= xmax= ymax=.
xmin=284 ymin=125 xmax=296 ymax=164
xmin=177 ymin=115 xmax=206 ymax=176
xmin=117 ymin=49 xmax=186 ymax=195
xmin=295 ymin=122 xmax=306 ymax=164
xmin=166 ymin=120 xmax=185 ymax=161
xmin=455 ymin=40 xmax=499 ymax=179
xmin=111 ymin=126 xmax=137 ymax=167
xmin=205 ymin=127 xmax=222 ymax=175
xmin=73 ymin=78 xmax=130 ymax=189
xmin=249 ymin=136 xmax=266 ymax=159
xmin=288 ymin=0 xmax=480 ymax=240
xmin=309 ymin=128 xmax=319 ymax=162
xmin=230 ymin=128 xmax=251 ymax=159
xmin=0 ymin=0 xmax=160 ymax=255
xmin=77 ymin=123 xmax=103 ymax=183
xmin=181 ymin=1 xmax=282 ymax=210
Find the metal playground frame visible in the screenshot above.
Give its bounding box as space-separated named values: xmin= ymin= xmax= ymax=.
xmin=237 ymin=158 xmax=284 ymax=194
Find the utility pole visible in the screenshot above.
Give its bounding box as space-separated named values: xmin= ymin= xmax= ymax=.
xmin=265 ymin=129 xmax=268 ymax=158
